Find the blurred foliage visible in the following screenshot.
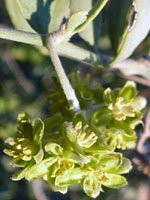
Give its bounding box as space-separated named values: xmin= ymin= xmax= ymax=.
xmin=0 ymin=0 xmax=150 ymax=200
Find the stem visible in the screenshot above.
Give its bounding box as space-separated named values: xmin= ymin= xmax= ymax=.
xmin=137 ymin=108 xmax=150 ymax=153
xmin=32 ymin=180 xmax=48 ymax=200
xmin=0 ymin=25 xmax=44 ymax=46
xmin=46 ymin=33 xmax=80 ymax=112
xmin=0 ymin=25 xmax=100 ymax=66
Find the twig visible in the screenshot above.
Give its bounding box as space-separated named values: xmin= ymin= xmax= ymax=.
xmin=46 ymin=33 xmax=80 ymax=112
xmin=139 ymin=89 xmax=150 ymax=99
xmin=136 ymin=183 xmax=150 ymax=200
xmin=118 ymin=72 xmax=150 ymax=87
xmin=132 ymin=151 xmax=150 ymax=176
xmin=32 ymin=180 xmax=48 ymax=200
xmin=137 ymin=108 xmax=150 ymax=153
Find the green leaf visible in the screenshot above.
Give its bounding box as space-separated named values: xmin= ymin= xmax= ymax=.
xmin=16 ymin=0 xmax=53 ymax=33
xmin=17 ymin=121 xmax=33 ymax=140
xmin=10 ymin=159 xmax=27 ymax=168
xmin=129 ymin=119 xmax=143 ymax=130
xmin=107 ymin=0 xmax=131 ymax=52
xmin=117 ymin=158 xmax=132 ymax=174
xmin=32 ymin=119 xmax=44 ymax=145
xmin=47 ymin=175 xmax=68 ymax=194
xmin=63 ymin=151 xmax=86 ymax=164
xmin=92 ymin=87 xmax=105 ymax=104
xmin=119 ymin=81 xmax=137 ymax=101
xmin=56 ymin=42 xmax=100 ymax=66
xmin=92 ymin=106 xmax=113 ymax=126
xmin=108 ymin=0 xmax=150 ymax=63
xmin=11 ymin=164 xmax=32 ymax=181
xmin=106 ymin=127 xmax=136 ymax=149
xmin=102 ymin=173 xmax=127 ymax=188
xmin=82 ymin=176 xmax=102 ymax=198
xmin=49 ymin=0 xmax=70 ymax=32
xmin=73 ymin=0 xmax=108 ymax=35
xmin=131 ymin=97 xmax=147 ymax=111
xmin=67 ymin=11 xmax=88 ymax=33
xmin=70 ymin=0 xmax=102 ymax=45
xmin=99 ymin=153 xmax=122 ymax=173
xmin=104 ymin=88 xmax=115 ymax=106
xmin=45 ymin=143 xmax=63 ymax=156
xmin=114 ymin=121 xmax=135 ymax=136
xmin=84 ymin=145 xmax=114 ymax=153
xmin=55 ymin=168 xmax=85 ymax=186
xmin=33 ymin=146 xmax=44 ymax=163
xmin=5 ymin=0 xmax=35 ymax=32
xmin=25 ymin=157 xmax=56 ymax=180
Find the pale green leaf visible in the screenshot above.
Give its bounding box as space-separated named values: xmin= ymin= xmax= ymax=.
xmin=16 ymin=0 xmax=53 ymax=33
xmin=45 ymin=143 xmax=63 ymax=156
xmin=49 ymin=0 xmax=70 ymax=32
xmin=25 ymin=157 xmax=56 ymax=180
xmin=11 ymin=164 xmax=32 ymax=181
xmin=5 ymin=0 xmax=35 ymax=32
xmin=99 ymin=153 xmax=122 ymax=173
xmin=106 ymin=126 xmax=136 ymax=149
xmin=117 ymin=158 xmax=132 ymax=174
xmin=107 ymin=0 xmax=131 ymax=52
xmin=82 ymin=176 xmax=102 ymax=198
xmin=63 ymin=151 xmax=88 ymax=165
xmin=131 ymin=97 xmax=147 ymax=111
xmin=33 ymin=146 xmax=44 ymax=163
xmin=70 ymin=0 xmax=102 ymax=45
xmin=73 ymin=0 xmax=108 ymax=35
xmin=102 ymin=173 xmax=127 ymax=188
xmin=47 ymin=175 xmax=68 ymax=194
xmin=109 ymin=0 xmax=150 ymax=63
xmin=84 ymin=145 xmax=114 ymax=153
xmin=119 ymin=81 xmax=137 ymax=101
xmin=56 ymin=42 xmax=100 ymax=66
xmin=55 ymin=168 xmax=85 ymax=186
xmin=10 ymin=159 xmax=27 ymax=168
xmin=67 ymin=11 xmax=88 ymax=33
xmin=129 ymin=119 xmax=143 ymax=129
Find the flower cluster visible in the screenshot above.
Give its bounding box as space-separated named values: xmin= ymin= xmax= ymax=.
xmin=92 ymin=81 xmax=146 ymax=150
xmin=4 ymin=76 xmax=146 ymax=198
xmin=4 ymin=112 xmax=44 ymax=179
